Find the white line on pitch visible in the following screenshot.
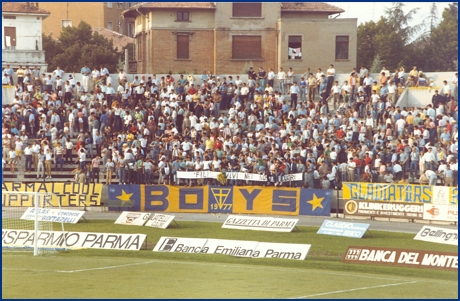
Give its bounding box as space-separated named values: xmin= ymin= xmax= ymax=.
xmin=290 ymin=281 xmax=418 ymax=299
xmin=56 ymin=260 xmax=159 ymax=273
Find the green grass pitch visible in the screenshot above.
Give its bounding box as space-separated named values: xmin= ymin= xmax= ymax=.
xmin=2 ymin=220 xmax=458 ymax=298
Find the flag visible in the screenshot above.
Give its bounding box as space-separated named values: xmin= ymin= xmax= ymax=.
xmin=299 ymin=188 xmax=332 ymax=216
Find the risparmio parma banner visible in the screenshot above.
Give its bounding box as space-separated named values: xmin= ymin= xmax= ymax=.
xmin=2 ymin=229 xmax=146 ymax=251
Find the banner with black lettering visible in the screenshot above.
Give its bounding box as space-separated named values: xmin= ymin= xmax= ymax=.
xmin=176 ymin=171 xmax=303 ymax=182
xmin=2 ymin=182 xmax=102 ymax=207
xmin=2 ymin=229 xmax=146 ymax=250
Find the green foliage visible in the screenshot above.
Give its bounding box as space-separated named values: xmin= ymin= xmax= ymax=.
xmin=427 ymin=3 xmax=458 ymax=71
xmin=358 ymin=2 xmax=458 ymax=72
xmin=370 ymin=54 xmax=382 ymax=73
xmin=385 ymin=3 xmax=422 ymax=44
xmin=43 ymin=21 xmax=121 ymax=73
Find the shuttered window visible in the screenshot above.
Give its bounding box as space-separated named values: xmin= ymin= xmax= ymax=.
xmin=335 ymin=36 xmax=349 ymax=60
xmin=177 ymin=12 xmax=189 ymax=21
xmin=232 ymin=3 xmax=262 ymax=17
xmin=232 ymin=36 xmax=261 ymax=59
xmin=177 ymin=35 xmax=189 ymax=59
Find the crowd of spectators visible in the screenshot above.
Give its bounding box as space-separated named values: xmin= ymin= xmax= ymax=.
xmin=2 ymin=63 xmax=458 ymax=189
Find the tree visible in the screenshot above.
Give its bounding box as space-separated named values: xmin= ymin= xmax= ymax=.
xmin=43 ymin=21 xmax=121 ymax=73
xmin=42 ymin=34 xmax=62 ymax=71
xmin=357 ymin=20 xmax=378 ymax=69
xmin=370 ymin=54 xmax=382 ymax=73
xmin=428 ymin=3 xmax=458 ymax=71
xmin=357 ymin=17 xmax=405 ymax=71
xmin=384 ymin=3 xmax=423 ymax=44
xmin=357 ymin=2 xmax=458 ymax=72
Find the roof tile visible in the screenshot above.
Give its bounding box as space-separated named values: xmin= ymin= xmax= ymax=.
xmin=2 ymin=2 xmax=50 ymax=15
xmin=141 ymin=2 xmax=215 ymax=9
xmin=92 ymin=28 xmax=134 ymax=51
xmin=281 ymin=2 xmax=344 ymax=13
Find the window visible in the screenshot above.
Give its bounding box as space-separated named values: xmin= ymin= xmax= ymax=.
xmin=127 ymin=23 xmax=133 ymax=37
xmin=176 ymin=35 xmax=189 ymax=59
xmin=176 ymin=11 xmax=189 ymax=22
xmin=117 ymin=2 xmax=123 ymax=9
xmin=107 ymin=22 xmax=113 ymax=31
xmin=106 ymin=2 xmax=112 ymax=8
xmin=232 ymin=3 xmax=262 ymax=17
xmin=288 ymin=36 xmax=302 ymax=60
xmin=137 ymin=37 xmax=142 ymax=61
xmin=335 ymin=36 xmax=349 ymax=60
xmin=3 ymin=16 xmax=16 ymax=19
xmin=232 ymin=36 xmax=262 ymax=60
xmin=4 ymin=26 xmax=16 ymax=49
xmin=62 ymin=20 xmax=72 ymax=27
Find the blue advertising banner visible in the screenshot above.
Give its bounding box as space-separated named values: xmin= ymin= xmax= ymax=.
xmin=107 ymin=185 xmax=332 ymax=217
xmin=317 ymin=220 xmax=370 ymax=238
xmin=299 ymin=189 xmax=333 ymax=216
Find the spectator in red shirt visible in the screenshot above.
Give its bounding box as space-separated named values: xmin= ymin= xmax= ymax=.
xmin=353 ymin=155 xmax=363 ymax=180
xmin=336 ymin=127 xmax=345 ymax=139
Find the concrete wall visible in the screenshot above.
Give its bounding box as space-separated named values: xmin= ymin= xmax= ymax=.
xmin=2 ymin=14 xmax=44 ymax=50
xmin=278 ymin=18 xmax=357 ymax=75
xmin=2 ymin=50 xmax=46 ymax=67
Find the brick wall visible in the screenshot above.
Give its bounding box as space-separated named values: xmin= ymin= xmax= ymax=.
xmin=214 ymin=29 xmax=277 ymax=74
xmin=149 ymin=29 xmax=214 ymax=74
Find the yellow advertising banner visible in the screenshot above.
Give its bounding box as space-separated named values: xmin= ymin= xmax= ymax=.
xmin=139 ymin=185 xmax=209 ymax=213
xmin=233 ymin=186 xmax=300 ymax=216
xmin=342 ymin=183 xmax=458 ymax=205
xmin=2 ymin=182 xmax=103 ymax=207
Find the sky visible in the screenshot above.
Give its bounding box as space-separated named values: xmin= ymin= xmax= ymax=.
xmin=326 ymin=2 xmax=452 ymax=27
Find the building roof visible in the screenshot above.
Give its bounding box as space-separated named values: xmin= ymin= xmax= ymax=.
xmin=123 ymin=2 xmax=344 ymax=19
xmin=123 ymin=2 xmax=216 ymax=18
xmin=140 ymin=2 xmax=216 ymax=9
xmin=2 ymin=2 xmax=50 ymax=15
xmin=92 ymin=28 xmax=134 ymax=51
xmin=281 ymin=2 xmax=344 ymax=14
